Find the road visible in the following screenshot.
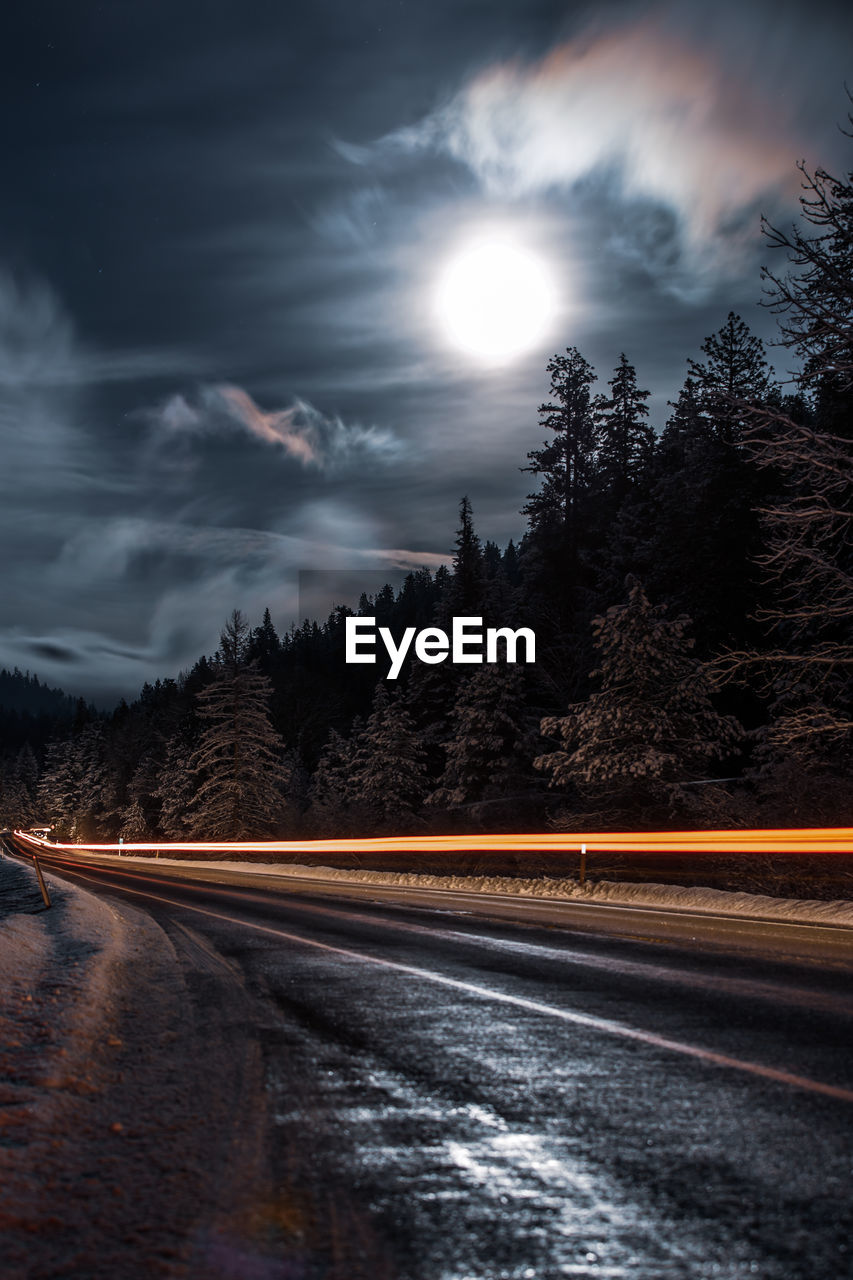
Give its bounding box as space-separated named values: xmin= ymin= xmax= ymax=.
xmin=8 ymin=847 xmax=853 ymax=1279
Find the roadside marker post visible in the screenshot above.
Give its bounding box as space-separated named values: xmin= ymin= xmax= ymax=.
xmin=32 ymin=853 xmax=51 ymax=909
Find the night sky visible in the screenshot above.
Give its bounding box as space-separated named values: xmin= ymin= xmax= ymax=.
xmin=2 ymin=0 xmax=851 ymax=703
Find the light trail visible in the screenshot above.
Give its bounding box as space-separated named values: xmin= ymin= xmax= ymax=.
xmin=14 ymin=826 xmax=853 ymax=856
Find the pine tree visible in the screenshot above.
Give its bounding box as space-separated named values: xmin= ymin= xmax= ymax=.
xmin=309 ymin=727 xmax=361 ymax=834
xmin=188 ymin=610 xmax=289 ymax=838
xmin=248 ymin=607 xmax=281 ymax=671
xmin=688 ymin=312 xmax=771 ymax=442
xmin=430 ymin=666 xmax=531 ymax=810
xmin=523 ymin=347 xmax=600 ymax=545
xmin=521 ymin=347 xmax=602 ymax=682
xmin=153 ymin=734 xmax=198 ymax=838
xmin=33 ymin=726 xmax=109 ymax=840
xmin=403 ymin=662 xmax=457 ymax=788
xmin=119 ymin=799 xmax=150 ymax=842
xmin=644 ymin=318 xmax=772 ymax=653
xmin=37 ymin=738 xmax=83 ymax=839
xmin=447 ymin=495 xmax=485 ymax=614
xmin=349 ymin=683 xmax=427 ymax=830
xmin=536 ymin=578 xmax=741 ymax=823
xmin=6 ymin=744 xmax=40 ymax=826
xmin=655 ymin=378 xmax=709 ymax=467
xmin=596 ymin=354 xmax=654 ymax=496
xmin=0 ymin=760 xmax=30 ymax=828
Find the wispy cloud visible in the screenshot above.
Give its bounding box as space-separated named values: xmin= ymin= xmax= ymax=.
xmin=149 ymin=383 xmax=404 ymax=469
xmin=0 ymin=270 xmax=197 ymax=391
xmin=342 ymin=11 xmax=809 ymax=277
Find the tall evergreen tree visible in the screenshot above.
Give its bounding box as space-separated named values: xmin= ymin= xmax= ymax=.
xmin=248 ymin=607 xmax=281 ymax=672
xmin=447 ymin=495 xmax=485 ymax=614
xmin=523 ymin=347 xmax=599 ymax=545
xmin=188 ymin=610 xmax=289 ymax=838
xmin=536 ymin=578 xmax=741 ymax=824
xmin=521 ymin=348 xmax=602 ymax=690
xmin=154 ymin=735 xmax=198 ymax=838
xmin=644 ymin=316 xmax=774 ymax=652
xmin=430 ymin=666 xmax=531 ymax=811
xmin=596 ymin=354 xmax=654 ymax=496
xmin=309 ymin=727 xmax=362 ymax=834
xmin=349 ymin=683 xmax=427 ymax=830
xmin=688 ymin=311 xmax=771 ymax=441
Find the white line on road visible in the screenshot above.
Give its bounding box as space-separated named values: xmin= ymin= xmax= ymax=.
xmin=55 ymin=867 xmax=853 ymax=1106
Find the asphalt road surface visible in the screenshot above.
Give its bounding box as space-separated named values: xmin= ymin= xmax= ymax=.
xmin=11 ymin=851 xmax=853 ymax=1280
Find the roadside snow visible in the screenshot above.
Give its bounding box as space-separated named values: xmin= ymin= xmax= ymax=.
xmin=0 ymin=853 xmax=272 ymax=1279
xmin=0 ymin=861 xmax=129 ymax=1014
xmin=81 ymin=852 xmax=853 ymax=928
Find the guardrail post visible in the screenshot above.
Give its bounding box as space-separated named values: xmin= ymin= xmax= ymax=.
xmin=579 ymin=843 xmax=587 ymax=887
xmin=32 ymin=853 xmax=51 ymax=909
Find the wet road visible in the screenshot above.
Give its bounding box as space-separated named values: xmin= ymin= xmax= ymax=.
xmin=15 ymin=851 xmax=853 ymax=1279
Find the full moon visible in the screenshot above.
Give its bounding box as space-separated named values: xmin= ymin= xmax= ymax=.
xmin=434 ymin=236 xmax=558 ymax=363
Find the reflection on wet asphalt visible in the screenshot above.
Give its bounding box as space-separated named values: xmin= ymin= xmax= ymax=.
xmin=187 ymin=895 xmax=852 ymax=1280
xmin=15 ymin=851 xmax=852 ymax=1280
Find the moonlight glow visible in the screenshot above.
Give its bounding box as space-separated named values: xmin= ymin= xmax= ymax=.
xmin=434 ymin=237 xmax=558 ymax=362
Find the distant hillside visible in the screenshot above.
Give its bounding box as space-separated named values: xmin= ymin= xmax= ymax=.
xmin=0 ymin=668 xmax=83 ymax=757
xmin=0 ymin=668 xmax=76 ymax=717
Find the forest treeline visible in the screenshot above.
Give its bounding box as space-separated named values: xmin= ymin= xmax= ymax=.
xmin=1 ymin=137 xmax=851 ymax=840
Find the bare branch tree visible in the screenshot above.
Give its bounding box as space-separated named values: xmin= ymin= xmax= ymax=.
xmin=715 ymin=113 xmax=853 ymax=753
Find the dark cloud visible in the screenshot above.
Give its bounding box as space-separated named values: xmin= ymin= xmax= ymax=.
xmin=28 ymin=643 xmax=80 ymax=665
xmin=1 ymin=0 xmax=851 ymax=701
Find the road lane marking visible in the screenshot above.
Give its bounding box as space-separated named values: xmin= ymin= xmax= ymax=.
xmin=140 ymin=879 xmax=853 ymax=1017
xmin=39 ymin=856 xmax=853 ymax=1015
xmin=59 ymin=866 xmax=853 ymax=1106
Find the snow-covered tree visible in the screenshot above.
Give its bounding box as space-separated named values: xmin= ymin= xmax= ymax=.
xmin=153 ymin=735 xmax=198 ymax=838
xmin=36 ymin=726 xmax=110 ymax=840
xmin=119 ymin=799 xmax=151 ymax=842
xmin=0 ymin=763 xmax=29 ymax=828
xmin=36 ymin=739 xmax=79 ymax=837
xmin=349 ymin=683 xmax=427 ymax=830
xmin=0 ymin=744 xmax=39 ymax=827
xmin=309 ymin=727 xmax=362 ymax=833
xmin=536 ymin=578 xmax=742 ymax=822
xmin=188 ymin=610 xmax=289 ymax=838
xmin=430 ymin=666 xmax=531 ymax=809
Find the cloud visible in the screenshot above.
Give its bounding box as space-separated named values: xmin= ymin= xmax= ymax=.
xmin=346 ymin=11 xmax=809 ymax=277
xmin=149 ymin=383 xmax=404 ymax=469
xmin=0 ymin=269 xmax=197 ymax=391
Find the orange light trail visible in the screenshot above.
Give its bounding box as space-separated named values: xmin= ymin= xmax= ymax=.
xmin=13 ymin=827 xmax=853 ymax=856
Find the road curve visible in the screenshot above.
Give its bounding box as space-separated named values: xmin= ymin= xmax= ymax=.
xmin=7 ymin=844 xmax=853 ymax=1279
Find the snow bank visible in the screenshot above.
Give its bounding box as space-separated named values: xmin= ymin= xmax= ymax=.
xmin=90 ymin=853 xmax=853 ymax=928
xmin=0 ymin=859 xmax=133 ymax=1050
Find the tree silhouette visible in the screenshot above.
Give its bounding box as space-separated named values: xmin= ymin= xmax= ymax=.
xmin=188 ymin=610 xmax=289 ymax=838
xmin=597 ymin=353 xmax=654 ymax=496
xmin=717 ymin=129 xmax=853 ymax=756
